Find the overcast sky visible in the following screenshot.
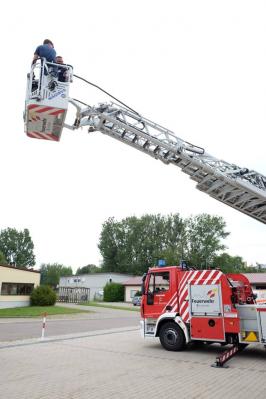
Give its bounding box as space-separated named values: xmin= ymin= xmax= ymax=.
xmin=1 ymin=0 xmax=265 ymax=271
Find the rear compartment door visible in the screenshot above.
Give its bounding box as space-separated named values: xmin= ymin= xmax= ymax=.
xmin=256 ymin=307 xmax=266 ymax=343
xmin=189 ymin=283 xmax=225 ymax=341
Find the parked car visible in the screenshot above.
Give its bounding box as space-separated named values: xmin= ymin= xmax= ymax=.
xmin=132 ymin=295 xmax=141 ymax=306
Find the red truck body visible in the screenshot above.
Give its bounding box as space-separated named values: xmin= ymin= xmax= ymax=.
xmin=140 ymin=266 xmax=266 ymax=352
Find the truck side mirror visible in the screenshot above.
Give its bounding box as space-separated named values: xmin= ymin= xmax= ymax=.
xmin=141 ymin=273 xmax=147 ymax=295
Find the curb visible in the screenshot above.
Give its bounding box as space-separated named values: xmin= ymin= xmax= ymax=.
xmin=0 ymin=326 xmax=140 ymax=349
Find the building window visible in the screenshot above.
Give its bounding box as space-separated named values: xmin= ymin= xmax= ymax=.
xmin=130 ymin=290 xmax=138 ymax=299
xmin=1 ymin=282 xmax=34 ymax=296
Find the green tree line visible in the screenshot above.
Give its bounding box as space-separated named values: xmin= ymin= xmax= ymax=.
xmin=98 ymin=213 xmax=252 ymax=274
xmin=0 ymin=214 xmax=262 ymax=289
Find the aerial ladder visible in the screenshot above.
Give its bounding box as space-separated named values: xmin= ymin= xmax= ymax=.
xmin=24 ymin=59 xmax=266 ymax=224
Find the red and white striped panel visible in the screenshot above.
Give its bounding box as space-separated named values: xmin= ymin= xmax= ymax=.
xmin=163 ymin=292 xmax=178 ymax=313
xmin=161 ymin=271 xmax=196 ymax=314
xmin=26 ymin=104 xmax=65 ymax=141
xmin=28 ymin=104 xmax=65 ymax=116
xmin=179 ymin=270 xmax=222 ymax=323
xmin=27 ymin=131 xmax=60 ymax=141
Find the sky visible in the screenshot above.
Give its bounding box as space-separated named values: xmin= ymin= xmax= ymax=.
xmin=0 ymin=0 xmax=266 ymax=271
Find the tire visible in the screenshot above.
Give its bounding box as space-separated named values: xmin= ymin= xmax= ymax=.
xmin=159 ymin=322 xmax=185 ymax=351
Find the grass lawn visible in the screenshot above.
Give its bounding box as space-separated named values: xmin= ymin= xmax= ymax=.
xmin=0 ymin=306 xmax=90 ymax=318
xmin=80 ymin=301 xmax=140 ymax=312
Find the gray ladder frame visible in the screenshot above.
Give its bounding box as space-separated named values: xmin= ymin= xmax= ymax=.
xmin=67 ymin=101 xmax=266 ymax=224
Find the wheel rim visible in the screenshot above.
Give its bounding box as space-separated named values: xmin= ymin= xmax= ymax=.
xmin=164 ymin=328 xmax=178 ymax=346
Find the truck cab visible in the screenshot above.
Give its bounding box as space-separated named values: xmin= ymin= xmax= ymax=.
xmin=141 ymin=266 xmax=178 ymax=319
xmin=141 ymin=266 xmax=187 ymax=343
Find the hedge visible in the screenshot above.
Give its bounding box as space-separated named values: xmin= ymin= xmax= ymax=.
xmin=30 ymin=285 xmax=57 ymax=306
xmin=103 ymin=282 xmax=124 ymax=302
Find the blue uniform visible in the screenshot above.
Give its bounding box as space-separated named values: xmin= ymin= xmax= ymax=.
xmin=34 ymin=44 xmax=56 ymax=62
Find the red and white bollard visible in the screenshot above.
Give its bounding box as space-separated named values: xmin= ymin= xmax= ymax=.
xmin=41 ymin=312 xmax=47 ymax=340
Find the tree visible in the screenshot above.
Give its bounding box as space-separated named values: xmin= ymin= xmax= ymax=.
xmin=40 ymin=263 xmax=73 ymax=288
xmin=185 ymin=214 xmax=229 ymax=268
xmin=212 ymin=252 xmax=246 ymax=273
xmin=98 ymin=213 xmax=231 ymax=274
xmin=0 ymin=250 xmax=6 ymax=264
xmin=0 ymin=228 xmax=35 ymax=267
xmin=98 ymin=214 xmax=186 ymax=274
xmin=76 ymin=264 xmax=100 ymax=275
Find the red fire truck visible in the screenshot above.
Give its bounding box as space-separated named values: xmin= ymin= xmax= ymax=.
xmin=140 ymin=266 xmax=266 ymax=366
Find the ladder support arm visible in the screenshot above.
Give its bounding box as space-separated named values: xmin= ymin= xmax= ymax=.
xmin=66 ymin=100 xmax=266 ymax=224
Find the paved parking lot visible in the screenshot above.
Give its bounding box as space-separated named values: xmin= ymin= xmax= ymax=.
xmin=1 ymin=327 xmax=266 ymax=399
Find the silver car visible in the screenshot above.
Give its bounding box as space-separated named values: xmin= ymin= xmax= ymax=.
xmin=132 ymin=296 xmax=141 ymax=306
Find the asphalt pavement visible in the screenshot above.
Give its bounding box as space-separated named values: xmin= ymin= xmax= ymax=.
xmin=0 ymin=303 xmax=140 ymax=342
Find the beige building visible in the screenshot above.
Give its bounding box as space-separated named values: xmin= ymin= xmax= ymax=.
xmin=0 ymin=264 xmax=40 ymax=309
xmin=123 ymin=276 xmax=142 ymax=302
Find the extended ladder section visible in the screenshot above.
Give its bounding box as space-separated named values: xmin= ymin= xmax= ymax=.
xmin=69 ymin=102 xmax=266 ymax=224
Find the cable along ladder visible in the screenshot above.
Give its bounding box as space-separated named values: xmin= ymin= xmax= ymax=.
xmin=70 ymin=101 xmax=266 ymax=224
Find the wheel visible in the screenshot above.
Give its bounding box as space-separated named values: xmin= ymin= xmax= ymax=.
xmin=159 ymin=322 xmax=185 ymax=351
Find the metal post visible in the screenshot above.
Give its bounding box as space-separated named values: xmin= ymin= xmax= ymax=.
xmin=41 ymin=312 xmax=47 ymax=340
